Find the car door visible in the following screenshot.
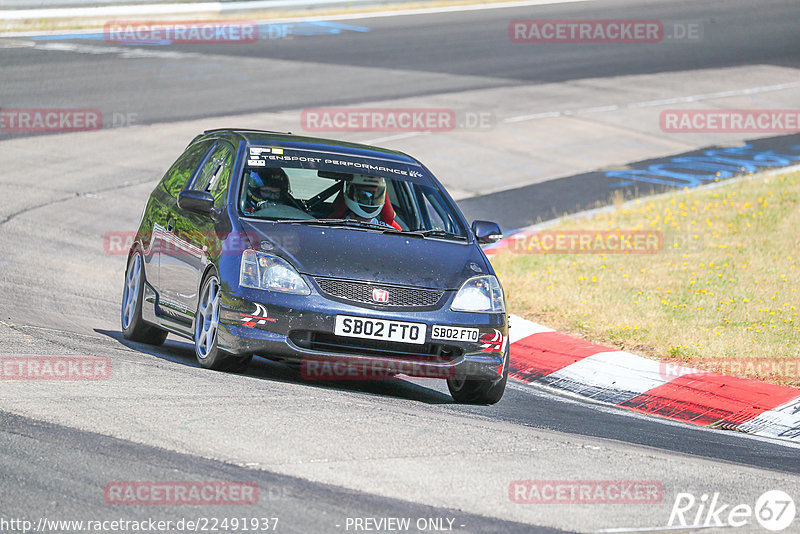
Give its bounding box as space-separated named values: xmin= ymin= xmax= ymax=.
xmin=146 ymin=139 xmax=214 ymax=310
xmin=159 ymin=140 xmax=236 ymax=324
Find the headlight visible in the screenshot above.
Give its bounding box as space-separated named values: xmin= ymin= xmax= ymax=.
xmin=239 ymin=249 xmax=311 ymax=295
xmin=451 ymin=275 xmax=505 ymax=313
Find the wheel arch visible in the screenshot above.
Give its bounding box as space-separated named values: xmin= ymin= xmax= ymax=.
xmin=125 ymin=241 xmax=148 ymax=279
xmin=193 ymin=262 xmax=221 ymax=330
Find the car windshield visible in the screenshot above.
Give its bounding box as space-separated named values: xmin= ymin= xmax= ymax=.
xmin=238 ymin=146 xmax=468 ymax=239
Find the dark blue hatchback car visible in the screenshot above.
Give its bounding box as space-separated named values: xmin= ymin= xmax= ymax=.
xmin=122 ymin=129 xmax=509 ymax=404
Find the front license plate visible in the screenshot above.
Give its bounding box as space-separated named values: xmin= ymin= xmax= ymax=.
xmin=334 ymin=315 xmax=427 ymax=345
xmin=431 ymin=325 xmax=479 ymax=342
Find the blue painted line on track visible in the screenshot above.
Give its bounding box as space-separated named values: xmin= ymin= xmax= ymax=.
xmin=29 ymin=20 xmax=370 ymax=45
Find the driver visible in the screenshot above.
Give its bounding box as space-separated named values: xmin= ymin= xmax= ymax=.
xmin=245 ymin=168 xmax=290 ymax=213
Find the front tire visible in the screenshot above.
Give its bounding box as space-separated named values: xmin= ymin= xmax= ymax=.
xmin=194 ymin=269 xmax=251 ymax=372
xmin=447 ymin=345 xmax=508 ymax=405
xmin=121 ymin=251 xmax=168 ymax=346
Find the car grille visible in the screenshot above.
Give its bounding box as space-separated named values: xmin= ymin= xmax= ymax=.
xmin=314 ymin=278 xmax=444 ymax=308
xmin=290 ymin=331 xmax=461 ymax=361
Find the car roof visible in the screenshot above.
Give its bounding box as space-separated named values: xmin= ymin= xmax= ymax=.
xmin=201 ymin=128 xmax=418 ymax=165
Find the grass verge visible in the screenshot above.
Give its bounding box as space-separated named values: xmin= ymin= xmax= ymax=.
xmin=492 ymin=170 xmax=800 ymax=387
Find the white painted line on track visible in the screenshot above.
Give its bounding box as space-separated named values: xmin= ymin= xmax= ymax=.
xmin=627 ymin=81 xmax=800 ymax=108
xmin=572 ymin=104 xmax=619 ymax=114
xmin=363 ymin=131 xmax=428 ymax=145
xmin=505 ymin=111 xmax=562 ymax=122
xmin=504 ymin=81 xmax=800 ymax=124
xmin=281 ymin=0 xmax=593 ymax=22
xmin=32 ymin=41 xmax=201 ymax=59
xmin=0 ymin=39 xmax=36 ymax=48
xmin=1 ymin=0 xmax=372 ymax=21
xmin=0 ymin=0 xmax=592 ymax=24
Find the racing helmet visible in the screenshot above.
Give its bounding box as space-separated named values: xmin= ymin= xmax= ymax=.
xmin=344 ymin=174 xmax=386 ymax=219
xmin=247 ymin=168 xmax=289 ymax=204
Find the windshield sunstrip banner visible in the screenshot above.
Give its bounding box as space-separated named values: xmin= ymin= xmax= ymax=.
xmin=245 ymin=147 xmax=426 ymax=182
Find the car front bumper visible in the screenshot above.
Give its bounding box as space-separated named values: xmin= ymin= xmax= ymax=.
xmin=216 ymin=286 xmax=508 ymax=381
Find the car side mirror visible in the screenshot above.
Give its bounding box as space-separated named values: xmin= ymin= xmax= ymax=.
xmin=178 ymin=190 xmax=215 ymax=215
xmin=472 ymin=220 xmax=503 ymax=244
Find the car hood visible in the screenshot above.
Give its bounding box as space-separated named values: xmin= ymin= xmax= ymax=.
xmin=239 ymin=220 xmax=488 ymax=290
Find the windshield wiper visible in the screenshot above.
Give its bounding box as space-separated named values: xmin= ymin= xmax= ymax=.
xmin=276 ymin=219 xmax=465 ymax=240
xmin=278 ymin=218 xmax=398 ymax=232
xmin=410 ymin=229 xmax=467 ymax=241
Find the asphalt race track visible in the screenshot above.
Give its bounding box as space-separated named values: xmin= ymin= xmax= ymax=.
xmin=3 ymin=0 xmax=798 ymax=125
xmin=1 ymin=0 xmax=800 ymax=532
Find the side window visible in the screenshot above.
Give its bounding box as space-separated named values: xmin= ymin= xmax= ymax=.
xmin=193 ymin=142 xmax=235 ymax=207
xmin=417 ymin=186 xmax=461 ymax=234
xmin=389 ymin=180 xmax=420 ymax=230
xmin=159 ymin=140 xmax=214 ymax=197
xmin=422 ymin=194 xmax=447 ymax=231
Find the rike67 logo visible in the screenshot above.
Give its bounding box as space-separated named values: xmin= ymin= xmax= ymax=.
xmin=669 ymin=490 xmax=796 ymax=531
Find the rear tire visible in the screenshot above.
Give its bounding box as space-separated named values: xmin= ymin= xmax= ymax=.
xmin=121 ymin=251 xmax=168 ymax=346
xmin=447 ymin=345 xmax=508 ymax=405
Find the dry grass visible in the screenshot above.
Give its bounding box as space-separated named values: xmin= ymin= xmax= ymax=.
xmin=492 ymin=171 xmax=800 ymax=387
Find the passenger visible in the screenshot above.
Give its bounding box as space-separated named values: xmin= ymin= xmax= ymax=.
xmin=333 ymin=174 xmax=401 ymax=230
